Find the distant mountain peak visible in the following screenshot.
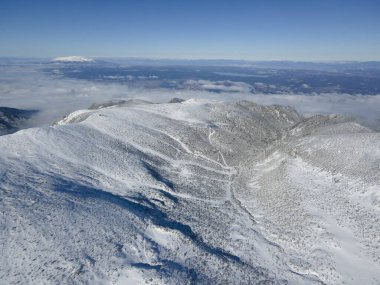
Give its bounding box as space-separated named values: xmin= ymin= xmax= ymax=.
xmin=51 ymin=56 xmax=95 ymax=63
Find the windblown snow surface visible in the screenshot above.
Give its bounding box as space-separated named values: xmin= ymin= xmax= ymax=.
xmin=0 ymin=99 xmax=379 ymax=284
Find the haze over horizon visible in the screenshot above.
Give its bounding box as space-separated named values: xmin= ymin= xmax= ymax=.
xmin=1 ymin=0 xmax=379 ymax=61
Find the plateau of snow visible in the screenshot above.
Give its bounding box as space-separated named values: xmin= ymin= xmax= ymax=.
xmin=0 ymin=99 xmax=379 ymax=284
xmin=52 ymin=56 xmax=95 ymax=63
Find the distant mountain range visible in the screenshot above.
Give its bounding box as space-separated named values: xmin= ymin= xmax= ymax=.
xmin=0 ymin=107 xmax=37 ymax=136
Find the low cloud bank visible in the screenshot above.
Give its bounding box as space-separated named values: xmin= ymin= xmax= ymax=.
xmin=183 ymin=80 xmax=252 ymax=93
xmin=0 ymin=65 xmax=379 ymax=130
xmin=249 ymin=93 xmax=380 ymax=128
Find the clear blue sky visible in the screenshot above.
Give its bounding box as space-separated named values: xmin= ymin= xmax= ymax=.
xmin=1 ymin=0 xmax=379 ymax=61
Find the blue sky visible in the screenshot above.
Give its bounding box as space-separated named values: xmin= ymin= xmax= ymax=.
xmin=1 ymin=0 xmax=379 ymax=60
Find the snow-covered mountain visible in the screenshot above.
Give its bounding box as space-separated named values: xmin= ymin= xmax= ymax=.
xmin=0 ymin=99 xmax=379 ymax=284
xmin=52 ymin=56 xmax=95 ymax=63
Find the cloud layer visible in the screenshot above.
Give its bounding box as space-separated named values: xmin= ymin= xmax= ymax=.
xmin=1 ymin=65 xmax=379 ymax=130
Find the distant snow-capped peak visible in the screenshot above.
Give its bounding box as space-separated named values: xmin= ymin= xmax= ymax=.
xmin=52 ymin=56 xmax=95 ymax=63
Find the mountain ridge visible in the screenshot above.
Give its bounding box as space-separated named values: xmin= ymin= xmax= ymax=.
xmin=0 ymin=100 xmax=379 ymax=284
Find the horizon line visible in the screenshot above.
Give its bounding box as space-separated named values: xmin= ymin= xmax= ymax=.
xmin=1 ymin=55 xmax=380 ymax=64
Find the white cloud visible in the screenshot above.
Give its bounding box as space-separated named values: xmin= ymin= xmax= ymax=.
xmin=248 ymin=93 xmax=380 ymax=128
xmin=183 ymin=80 xmax=252 ymax=93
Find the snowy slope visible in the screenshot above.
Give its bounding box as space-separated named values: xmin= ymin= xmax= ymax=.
xmin=0 ymin=99 xmax=379 ymax=284
xmin=236 ymin=120 xmax=380 ymax=285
